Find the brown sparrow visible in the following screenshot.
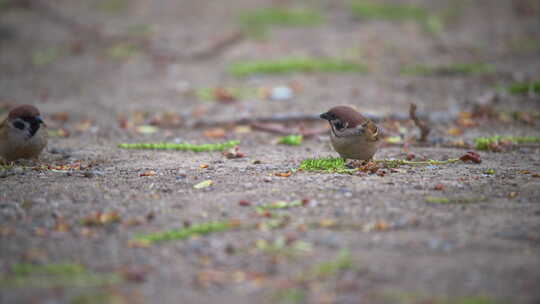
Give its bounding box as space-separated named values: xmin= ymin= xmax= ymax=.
xmin=320 ymin=105 xmax=380 ymax=160
xmin=0 ymin=105 xmax=47 ymax=161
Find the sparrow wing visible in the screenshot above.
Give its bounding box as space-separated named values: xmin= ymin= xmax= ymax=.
xmin=362 ymin=121 xmax=379 ymax=142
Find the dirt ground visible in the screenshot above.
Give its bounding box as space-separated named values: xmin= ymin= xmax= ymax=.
xmin=1 ymin=0 xmax=539 ymax=303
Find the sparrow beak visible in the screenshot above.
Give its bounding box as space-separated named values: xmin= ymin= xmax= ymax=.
xmin=319 ymin=112 xmax=330 ymax=120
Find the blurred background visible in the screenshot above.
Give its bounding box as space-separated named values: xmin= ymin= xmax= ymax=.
xmin=1 ymin=0 xmax=539 ymax=134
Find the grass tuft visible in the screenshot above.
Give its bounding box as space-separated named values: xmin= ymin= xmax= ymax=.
xmin=351 ymin=1 xmax=443 ymax=33
xmin=309 ymin=250 xmax=353 ymax=278
xmin=299 ymin=157 xmax=353 ymax=173
xmin=132 ymin=221 xmax=239 ymax=245
xmin=474 ymin=135 xmax=540 ymax=151
xmin=32 ymin=47 xmax=62 ymax=66
xmin=228 ymin=57 xmax=367 ymax=77
xmin=425 ymin=196 xmax=487 ymax=204
xmin=118 ymin=141 xmax=239 ymax=152
xmin=274 ymin=288 xmax=306 ymax=304
xmin=107 ymin=42 xmax=139 ymax=60
xmin=0 ymin=263 xmax=121 ymax=288
xmin=506 ymin=81 xmax=540 ymax=95
xmin=279 ymin=134 xmax=303 ymax=146
xmin=401 ymin=63 xmax=493 ymax=76
xmin=238 ymin=8 xmax=322 ymax=37
xmin=256 ymin=200 xmax=304 ymax=213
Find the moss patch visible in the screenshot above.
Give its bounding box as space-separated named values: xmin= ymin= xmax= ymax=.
xmin=228 ymin=57 xmax=367 ymax=77
xmin=118 ymin=140 xmax=239 ymax=152
xmin=132 ymin=221 xmax=239 ymax=245
xmin=506 ymin=81 xmax=540 ymax=95
xmin=32 ymin=47 xmax=62 ymax=66
xmin=238 ymin=8 xmax=322 ymax=37
xmin=106 ymin=42 xmax=139 ymax=60
xmin=307 ymin=250 xmax=353 ymax=279
xmin=274 ymin=288 xmax=306 ymax=304
xmin=299 ymin=157 xmax=354 ymax=174
xmin=351 ymin=1 xmax=443 ymax=33
xmin=474 ymin=135 xmax=540 ymax=151
xmin=278 ymin=134 xmax=303 ymax=146
xmin=0 ymin=263 xmax=121 ymax=288
xmin=425 ymin=196 xmax=487 ymax=204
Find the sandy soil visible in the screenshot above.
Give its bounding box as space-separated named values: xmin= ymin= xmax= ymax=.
xmin=1 ymin=0 xmax=539 ymax=303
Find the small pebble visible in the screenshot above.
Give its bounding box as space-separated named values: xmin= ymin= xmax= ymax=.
xmin=12 ymin=167 xmax=24 ymax=174
xmin=269 ymin=86 xmax=293 ymax=101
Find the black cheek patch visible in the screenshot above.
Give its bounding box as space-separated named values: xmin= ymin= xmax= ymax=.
xmin=21 ymin=117 xmax=41 ymax=137
xmin=13 ymin=121 xmax=26 ymax=130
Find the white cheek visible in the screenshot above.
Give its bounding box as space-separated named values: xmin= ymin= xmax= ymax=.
xmin=8 ymin=122 xmax=31 ymax=141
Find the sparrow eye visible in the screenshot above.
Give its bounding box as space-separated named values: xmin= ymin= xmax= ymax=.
xmin=13 ymin=121 xmax=26 ymax=130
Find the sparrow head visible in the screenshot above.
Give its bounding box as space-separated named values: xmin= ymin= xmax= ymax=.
xmin=7 ymin=105 xmax=45 ymax=138
xmin=320 ymin=105 xmax=367 ymax=131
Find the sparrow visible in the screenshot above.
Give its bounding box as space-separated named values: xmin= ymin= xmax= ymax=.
xmin=320 ymin=105 xmax=380 ymax=161
xmin=0 ymin=104 xmax=48 ymax=162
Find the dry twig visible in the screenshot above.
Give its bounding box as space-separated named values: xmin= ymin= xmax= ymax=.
xmin=409 ymin=103 xmax=431 ymax=142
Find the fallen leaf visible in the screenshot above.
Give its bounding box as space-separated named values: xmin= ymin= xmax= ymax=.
xmin=433 ymin=184 xmax=445 ymax=191
xmin=81 ymin=211 xmax=121 ymax=226
xmin=117 ymin=115 xmax=130 ymax=129
xmin=457 ymin=112 xmax=476 ymax=127
xmin=50 ymin=112 xmax=70 ymax=122
xmin=459 ymin=151 xmax=482 ymax=163
xmin=139 ymin=170 xmax=157 ymax=177
xmin=48 ymin=128 xmax=70 ymax=138
xmin=199 ymin=164 xmax=209 ymax=169
xmin=149 ymin=112 xmax=183 ymax=128
xmin=275 ymin=171 xmax=292 ymax=177
xmin=223 ymin=146 xmax=245 ymax=159
xmin=74 ymin=120 xmax=93 ymax=132
xmin=120 ymin=266 xmax=150 ymax=283
xmin=319 ymin=219 xmax=336 ymax=228
xmin=358 ymin=161 xmax=380 ymax=174
xmin=34 ymin=228 xmax=47 ymax=237
xmin=128 ymin=240 xmax=151 ymax=248
xmin=374 ymin=220 xmax=389 ymax=230
xmin=447 ymin=127 xmax=463 ymax=136
xmin=203 ymin=128 xmax=226 ymax=138
xmin=194 ymin=180 xmax=213 ymax=189
xmin=0 ymin=226 xmax=15 ymax=237
xmin=99 ymin=212 xmax=121 ymax=224
xmin=238 ymin=200 xmax=252 ymax=207
xmin=384 ymin=136 xmax=403 ymax=144
xmin=53 ymin=218 xmax=70 ymax=232
xmin=124 ymin=218 xmax=144 ymax=227
xmin=508 ymin=192 xmax=518 ymax=198
xmin=234 ymin=125 xmax=252 ymax=134
xmin=213 ymin=87 xmax=236 ymax=102
xmin=80 ymin=228 xmax=95 ymax=238
xmin=136 ymin=125 xmax=158 ymax=134
xmin=532 ymin=173 xmax=540 ymax=178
